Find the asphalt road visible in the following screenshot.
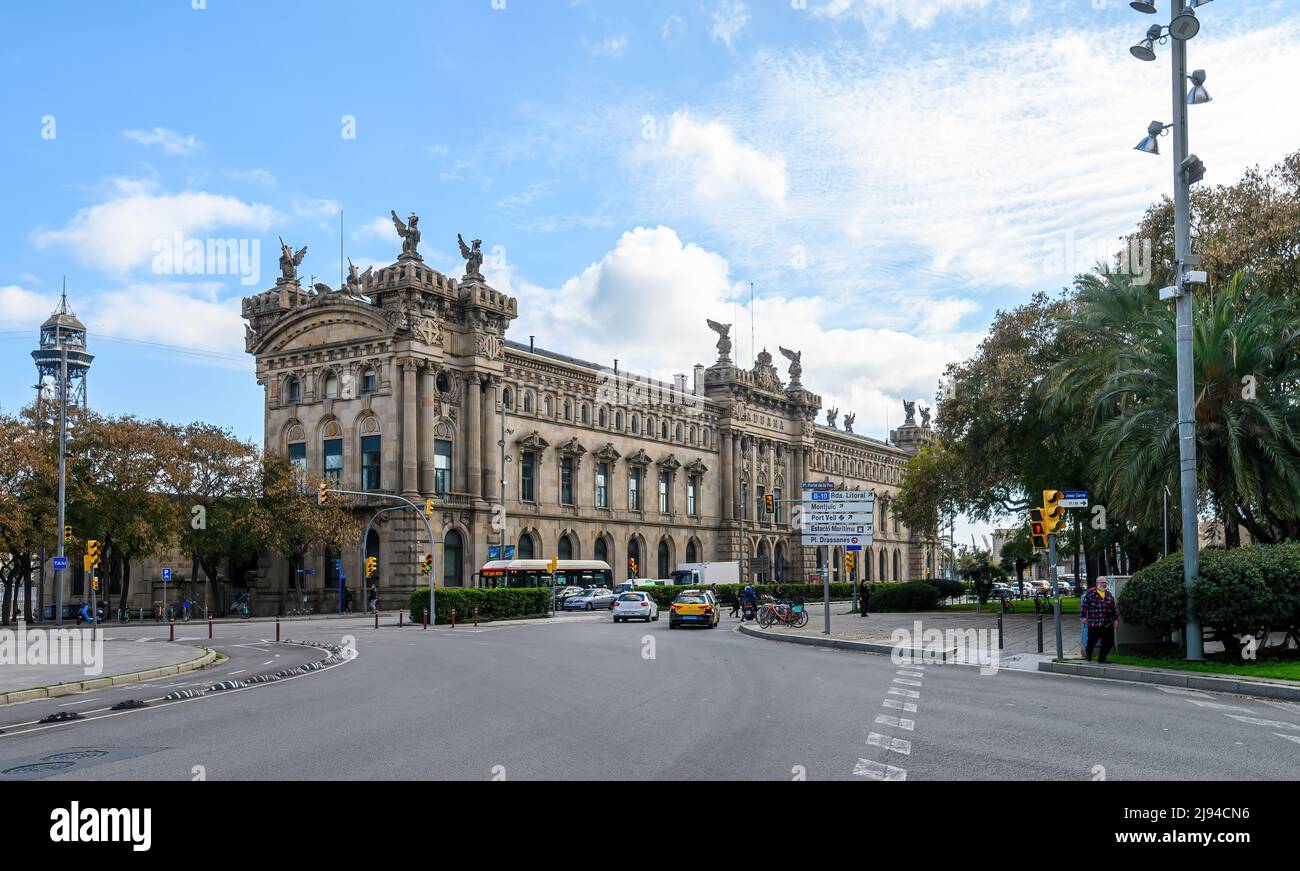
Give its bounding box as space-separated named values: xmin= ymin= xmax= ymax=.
xmin=2 ymin=612 xmax=1298 ymax=780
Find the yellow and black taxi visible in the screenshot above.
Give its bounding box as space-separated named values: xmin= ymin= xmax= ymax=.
xmin=668 ymin=588 xmax=720 ymax=629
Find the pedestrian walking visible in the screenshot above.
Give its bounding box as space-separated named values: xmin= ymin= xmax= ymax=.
xmin=859 ymin=582 xmax=870 ymax=617
xmin=1081 ymin=576 xmax=1119 ymax=663
xmin=729 ymin=587 xmax=740 ymax=619
xmin=344 ymin=586 xmax=354 ymax=614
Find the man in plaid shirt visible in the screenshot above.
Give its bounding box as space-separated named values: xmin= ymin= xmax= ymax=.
xmin=1081 ymin=576 xmax=1120 ymax=663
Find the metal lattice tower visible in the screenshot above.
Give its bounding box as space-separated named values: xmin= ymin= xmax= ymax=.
xmin=31 ymin=284 xmax=93 ymax=412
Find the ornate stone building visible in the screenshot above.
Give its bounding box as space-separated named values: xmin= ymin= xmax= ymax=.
xmin=241 ymin=218 xmax=939 ymax=607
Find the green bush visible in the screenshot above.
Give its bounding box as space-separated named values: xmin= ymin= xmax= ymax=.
xmin=409 ymin=587 xmax=550 ymax=625
xmin=1120 ymin=543 xmax=1300 ymax=659
xmin=866 ymin=581 xmax=941 ymax=612
xmin=927 ymin=578 xmax=966 ymax=601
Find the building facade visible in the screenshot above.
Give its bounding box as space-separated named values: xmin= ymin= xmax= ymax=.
xmin=241 ymin=222 xmax=939 ymax=609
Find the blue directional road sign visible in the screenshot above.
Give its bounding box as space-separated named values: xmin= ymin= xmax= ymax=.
xmin=53 ymin=556 xmax=68 ymax=571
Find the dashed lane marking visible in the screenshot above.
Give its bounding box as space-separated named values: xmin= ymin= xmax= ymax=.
xmin=58 ymin=698 xmax=98 ymax=707
xmin=892 ymin=678 xmax=923 ymax=687
xmin=875 ymin=714 xmax=915 ymax=731
xmin=853 ymin=758 xmax=907 ymax=781
xmin=1224 ymin=714 xmax=1300 ymax=732
xmin=888 ymin=688 xmax=920 ymax=699
xmin=866 ymin=732 xmax=912 ymax=755
xmin=883 ymin=699 xmax=918 ymax=713
xmin=1275 ymin=734 xmax=1300 ymax=746
xmin=1185 ymin=699 xmax=1260 ymax=714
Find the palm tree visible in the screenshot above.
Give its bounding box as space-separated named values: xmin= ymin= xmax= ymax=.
xmin=1049 ymin=271 xmax=1300 ymax=544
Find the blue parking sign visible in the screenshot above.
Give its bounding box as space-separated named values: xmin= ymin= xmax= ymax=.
xmin=161 ymin=567 xmax=172 ymax=581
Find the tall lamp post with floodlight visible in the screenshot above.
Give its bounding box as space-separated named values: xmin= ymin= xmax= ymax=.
xmin=1128 ymin=0 xmax=1214 ymax=661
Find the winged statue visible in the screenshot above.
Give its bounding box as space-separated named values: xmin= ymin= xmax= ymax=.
xmin=903 ymin=399 xmax=916 ymax=425
xmin=919 ymin=404 xmax=932 ymax=428
xmin=458 ymin=233 xmax=484 ymax=279
xmin=277 ymin=237 xmax=308 ymax=281
xmin=826 ymin=407 xmax=839 ymax=428
xmin=778 ymin=346 xmax=802 ymax=385
xmin=706 ymin=318 xmax=732 ymax=362
xmin=391 ymin=210 xmax=422 ymax=260
xmin=843 ymin=412 xmax=855 ymax=433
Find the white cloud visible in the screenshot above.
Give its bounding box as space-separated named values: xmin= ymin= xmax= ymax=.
xmin=650 ymin=112 xmax=787 ymax=207
xmin=292 ymin=197 xmax=342 ymax=219
xmin=710 ymin=0 xmax=750 ymax=48
xmin=351 ymin=215 xmax=395 ymax=243
xmin=585 ymin=35 xmax=627 ymax=58
xmin=123 ymin=127 xmax=206 ymax=156
xmin=229 ymin=168 xmax=277 ymax=185
xmin=32 ymin=185 xmax=277 ymax=274
xmin=814 ymin=0 xmax=992 ymax=29
xmin=0 ymin=285 xmax=57 ymax=328
xmin=88 ymin=280 xmax=248 ymax=363
xmin=662 ymin=14 xmax=686 ymax=40
xmin=505 ymin=226 xmax=975 ymax=442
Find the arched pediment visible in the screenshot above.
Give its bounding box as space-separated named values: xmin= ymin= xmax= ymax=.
xmin=253 ymin=303 xmax=392 ymax=355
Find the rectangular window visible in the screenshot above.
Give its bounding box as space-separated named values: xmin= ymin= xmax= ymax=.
xmin=323 ymin=438 xmax=343 ymax=482
xmin=688 ymin=476 xmax=698 ymax=516
xmin=741 ymin=482 xmax=748 ymax=520
xmin=360 ymin=435 xmax=381 ymax=491
xmin=658 ymin=471 xmax=669 ymax=513
xmin=629 ymin=467 xmax=641 ymax=511
xmin=757 ymin=485 xmax=766 ymax=521
xmin=521 ymin=452 xmax=536 ymax=502
xmin=288 ymin=442 xmax=307 ymax=481
xmin=561 ymin=457 xmax=574 ymax=505
xmin=434 ymin=439 xmax=452 ymax=494
xmin=774 ymin=487 xmax=783 ymax=523
xmin=361 ymin=370 xmax=376 ymax=394
xmin=596 ymin=462 xmax=608 ymax=508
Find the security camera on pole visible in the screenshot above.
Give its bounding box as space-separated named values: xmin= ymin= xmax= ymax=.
xmin=1128 ymin=0 xmax=1213 ymax=660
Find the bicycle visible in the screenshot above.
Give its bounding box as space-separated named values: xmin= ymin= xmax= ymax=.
xmin=167 ymin=597 xmax=195 ymax=622
xmin=286 ymin=595 xmax=314 ymax=617
xmin=118 ymin=606 xmax=131 ymax=624
xmin=152 ymin=600 xmax=165 ymax=622
xmin=756 ymin=595 xmax=809 ymax=629
xmin=228 ymin=593 xmax=251 ymax=619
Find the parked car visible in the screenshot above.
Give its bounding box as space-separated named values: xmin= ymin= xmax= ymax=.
xmin=553 ymin=585 xmax=585 ymax=608
xmin=563 ymin=587 xmax=617 ymax=611
xmin=668 ymin=589 xmax=719 ymax=629
xmin=612 ymin=592 xmax=659 ymax=623
xmin=1054 ymin=582 xmax=1074 ymax=596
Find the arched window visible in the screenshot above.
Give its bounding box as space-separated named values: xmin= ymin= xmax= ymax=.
xmin=880 ymin=550 xmax=888 ymax=582
xmin=558 ymin=535 xmax=573 ymax=561
xmin=689 ymin=426 xmax=697 ymax=445
xmin=893 ymin=550 xmax=902 ymax=582
xmin=599 ymin=407 xmax=607 ymax=428
xmin=661 ymin=422 xmax=669 ymax=440
xmin=322 ymin=373 xmax=339 ymax=399
xmin=436 ymin=372 xmax=451 ymax=395
xmin=703 ymin=429 xmax=710 ymax=448
xmin=775 ymin=542 xmax=786 ymax=583
xmin=657 ymin=539 xmax=670 ymax=579
xmin=647 ymin=416 xmax=655 ymax=437
xmin=756 ymin=540 xmax=770 ymax=583
xmin=628 ymin=538 xmax=641 ymax=578
xmin=615 ymin=411 xmax=623 ymax=430
xmin=580 ymin=404 xmax=589 ymax=424
xmin=287 ymin=376 xmax=301 ymax=403
xmin=675 ymin=423 xmax=682 ymax=442
xmin=443 ymin=530 xmax=464 ymax=587
xmin=594 ymin=536 xmax=609 ymax=565
xmin=863 ymin=548 xmax=872 ymax=582
xmin=502 ymin=388 xmax=513 ymax=410
xmin=544 ymin=395 xmax=553 ymax=416
xmin=631 ymin=414 xmax=639 ymax=434
xmin=518 ymin=533 xmax=535 ymax=560
xmin=523 ymin=392 xmax=534 ymax=413
xmin=686 ymin=539 xmax=699 ymax=563
xmin=360 ymin=367 xmax=377 ymax=394
xmin=563 ymin=400 xmax=571 ymax=420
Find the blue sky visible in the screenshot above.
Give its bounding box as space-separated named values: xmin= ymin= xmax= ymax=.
xmin=2 ymin=0 xmax=1297 ymax=543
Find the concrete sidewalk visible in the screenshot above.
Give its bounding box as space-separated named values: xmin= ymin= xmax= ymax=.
xmin=0 ymin=633 xmax=213 ymax=703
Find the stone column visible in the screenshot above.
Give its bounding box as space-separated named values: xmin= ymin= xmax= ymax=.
xmin=419 ymin=365 xmax=435 ymax=495
xmin=401 ymin=360 xmax=418 ymax=497
xmin=732 ymin=434 xmax=742 ymax=521
xmin=719 ymin=430 xmax=733 ymax=521
xmin=481 ymin=376 xmax=499 ymax=502
xmin=466 ymin=373 xmax=483 ymax=499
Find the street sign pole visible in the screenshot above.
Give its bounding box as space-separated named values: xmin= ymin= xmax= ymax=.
xmin=1050 ymin=533 xmax=1062 ymax=659
xmin=823 ymin=544 xmax=831 ymax=635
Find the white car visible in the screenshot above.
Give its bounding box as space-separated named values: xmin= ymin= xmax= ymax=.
xmin=563 ymin=587 xmax=617 ymax=611
xmin=612 ymin=592 xmax=659 ymax=622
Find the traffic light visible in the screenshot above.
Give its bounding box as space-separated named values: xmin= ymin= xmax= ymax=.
xmin=845 ymin=553 xmax=855 ymax=572
xmin=764 ymin=493 xmax=775 ymax=514
xmin=86 ymin=539 xmax=101 ymax=568
xmin=63 ymin=525 xmax=73 ymax=545
xmin=424 ymin=498 xmax=434 ymax=516
xmin=92 ymin=576 xmax=99 ymax=592
xmin=547 ymin=556 xmax=559 ymax=575
xmin=1027 ymin=509 xmax=1048 ymax=551
xmin=317 ymin=480 xmax=330 ymax=505
xmin=1042 ymin=489 xmax=1066 ymax=535
xmin=365 ymin=556 xmax=378 ymax=579
xmin=628 ymin=557 xmax=638 ymax=577
xmin=421 ymin=554 xmax=432 ymax=575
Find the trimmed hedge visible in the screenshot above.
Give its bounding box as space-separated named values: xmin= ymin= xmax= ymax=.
xmin=1118 ymin=543 xmax=1300 ymax=658
xmin=867 ymin=581 xmax=942 ymax=612
xmin=410 ymin=587 xmax=550 ymax=625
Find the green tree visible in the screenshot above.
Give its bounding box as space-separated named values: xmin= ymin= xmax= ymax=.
xmin=998 ymin=527 xmax=1039 ymax=592
xmin=958 ymin=548 xmax=1000 ymax=604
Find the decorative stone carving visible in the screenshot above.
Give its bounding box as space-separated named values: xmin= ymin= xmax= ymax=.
xmin=656 ymin=453 xmax=682 ymax=472
xmin=752 ymin=348 xmax=782 ymax=392
xmin=391 ymin=210 xmax=422 ymax=261
xmin=903 ymin=399 xmax=916 ymax=426
xmin=919 ymin=405 xmax=931 ymax=428
xmin=593 ymin=443 xmax=621 ymax=463
xmin=475 ymin=332 xmax=503 ymax=359
xmin=625 ymin=448 xmax=652 ymax=467
xmin=779 ymin=346 xmax=802 ymax=385
xmin=516 ymin=430 xmax=551 ymax=451
xmin=277 ymin=237 xmax=307 ymax=283
xmin=413 ymin=316 xmax=442 ymax=347
xmin=685 ymin=458 xmax=709 ymax=476
xmin=458 ymin=233 xmax=484 ymax=279
xmin=843 ymin=412 xmax=855 ymax=433
xmin=558 ymin=437 xmax=588 ymax=464
xmin=826 ymin=407 xmax=839 ymax=428
xmin=706 ymin=318 xmax=732 ymax=363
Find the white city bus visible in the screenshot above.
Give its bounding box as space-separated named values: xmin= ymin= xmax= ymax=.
xmin=477 ymin=560 xmax=613 ymax=589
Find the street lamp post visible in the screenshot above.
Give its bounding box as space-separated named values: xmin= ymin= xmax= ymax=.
xmin=1130 ymin=0 xmax=1210 ymax=660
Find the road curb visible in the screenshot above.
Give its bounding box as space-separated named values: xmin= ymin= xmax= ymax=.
xmin=0 ymin=647 xmax=219 ymax=707
xmin=1036 ymin=660 xmax=1300 ymax=701
xmin=736 ymin=621 xmax=956 ymax=661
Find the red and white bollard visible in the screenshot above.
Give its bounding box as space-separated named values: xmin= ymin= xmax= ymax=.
xmin=422 ymin=607 xmax=429 ymax=629
xmin=169 ymin=617 xmax=175 ymax=642
xmin=208 ymin=614 xmax=213 ymax=640
xmin=473 ymin=607 xmax=478 ymax=627
xmin=374 ymin=609 xmax=379 ymax=629
xmin=450 ymin=608 xmax=456 ymax=629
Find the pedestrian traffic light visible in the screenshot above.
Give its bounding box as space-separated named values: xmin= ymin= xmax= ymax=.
xmin=628 ymin=557 xmax=638 ymax=577
xmin=764 ymin=493 xmax=775 ymax=514
xmin=86 ymin=539 xmax=100 ymax=567
xmin=421 ymin=554 xmax=432 ymax=575
xmin=1027 ymin=509 xmax=1048 ymax=551
xmin=365 ymin=556 xmax=378 ymax=579
xmin=317 ymin=481 xmax=330 ymax=505
xmin=1042 ymin=489 xmax=1066 ymax=535
xmin=63 ymin=525 xmax=72 ymax=545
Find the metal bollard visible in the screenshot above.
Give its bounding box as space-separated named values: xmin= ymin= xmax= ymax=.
xmin=399 ymin=609 xmax=403 ymax=628
xmin=374 ymin=609 xmax=379 ymax=629
xmin=1037 ymin=612 xmax=1044 ymax=653
xmin=423 ymin=607 xmax=428 ymax=629
xmin=473 ymin=607 xmax=478 ymax=627
xmin=208 ymin=614 xmax=213 ymax=640
xmin=275 ymin=616 xmax=280 ymax=643
xmin=997 ymin=609 xmax=1004 ymax=650
xmin=169 ymin=617 xmax=174 ymax=642
xmin=450 ymin=608 xmax=456 ymax=628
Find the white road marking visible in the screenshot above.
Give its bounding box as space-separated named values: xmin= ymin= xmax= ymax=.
xmin=58 ymin=697 xmax=98 ymax=707
xmin=134 ymin=637 xmax=151 ymax=643
xmin=262 ymin=660 xmax=274 ymax=665
xmin=892 ymin=678 xmax=923 ymax=687
xmin=875 ymin=714 xmax=915 ymax=731
xmin=226 ymin=669 xmax=245 ymax=675
xmin=882 ymin=699 xmax=918 ymax=713
xmin=853 ymin=758 xmax=907 ymax=781
xmin=1154 ymin=686 xmax=1211 ymax=698
xmin=866 ymin=732 xmax=912 ymax=755
xmin=1185 ymin=700 xmax=1259 ymax=714
xmin=888 ymin=688 xmax=920 ymax=699
xmin=897 ymin=670 xmax=924 ymax=678
xmin=1274 ymin=733 xmax=1300 ymax=745
xmin=1225 ymin=714 xmax=1300 ymax=731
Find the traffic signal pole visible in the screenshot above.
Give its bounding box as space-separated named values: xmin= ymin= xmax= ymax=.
xmin=326 ymin=488 xmax=437 ymax=623
xmin=1049 ymin=533 xmax=1062 ymax=660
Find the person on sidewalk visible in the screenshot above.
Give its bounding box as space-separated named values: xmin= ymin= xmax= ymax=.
xmin=1080 ymin=576 xmax=1095 ymax=656
xmin=729 ymin=588 xmax=741 ymax=619
xmin=1081 ymin=576 xmax=1119 ymax=663
xmin=859 ymin=583 xmax=870 ymax=617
